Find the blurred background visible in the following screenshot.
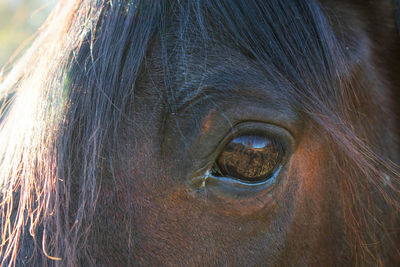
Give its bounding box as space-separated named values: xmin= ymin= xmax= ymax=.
xmin=0 ymin=0 xmax=55 ymax=69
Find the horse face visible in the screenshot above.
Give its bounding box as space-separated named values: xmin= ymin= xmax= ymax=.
xmin=107 ymin=111 xmax=340 ymax=265
xmin=86 ymin=3 xmax=384 ymax=265
xmin=94 ymin=48 xmax=339 ymax=267
xmin=2 ymin=0 xmax=399 ymax=266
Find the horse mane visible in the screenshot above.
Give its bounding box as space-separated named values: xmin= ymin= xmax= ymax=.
xmin=0 ymin=0 xmax=399 ymax=265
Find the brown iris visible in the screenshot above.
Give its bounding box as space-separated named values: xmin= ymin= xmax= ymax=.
xmin=214 ymin=135 xmax=283 ymax=182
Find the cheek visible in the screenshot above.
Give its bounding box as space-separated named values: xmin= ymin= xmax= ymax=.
xmin=92 ymin=129 xmax=344 ymax=265
xmin=290 ymin=131 xmax=328 ymax=208
xmin=104 ymin=145 xmax=283 ymax=264
xmin=280 ymin=130 xmax=345 ymax=264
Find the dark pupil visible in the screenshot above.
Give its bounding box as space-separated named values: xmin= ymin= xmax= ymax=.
xmin=216 ymin=135 xmax=282 ymax=182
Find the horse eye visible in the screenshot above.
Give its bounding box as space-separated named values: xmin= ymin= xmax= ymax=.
xmin=212 ymin=135 xmax=284 ymax=183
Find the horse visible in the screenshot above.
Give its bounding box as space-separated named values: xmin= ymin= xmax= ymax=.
xmin=0 ymin=0 xmax=399 ymax=266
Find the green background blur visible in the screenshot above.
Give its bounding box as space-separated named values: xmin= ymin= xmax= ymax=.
xmin=0 ymin=0 xmax=55 ymax=69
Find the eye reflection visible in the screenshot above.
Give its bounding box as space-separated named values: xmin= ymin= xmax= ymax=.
xmin=212 ymin=135 xmax=283 ymax=183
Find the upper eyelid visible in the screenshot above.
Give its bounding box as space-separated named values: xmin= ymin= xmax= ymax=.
xmin=192 ymin=121 xmax=295 ymax=177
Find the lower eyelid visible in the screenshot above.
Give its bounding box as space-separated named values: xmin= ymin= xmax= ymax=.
xmin=207 ymin=165 xmax=282 ymax=189
xmin=187 ymin=163 xmax=283 ymax=194
xmin=186 ymin=165 xmax=285 ymax=216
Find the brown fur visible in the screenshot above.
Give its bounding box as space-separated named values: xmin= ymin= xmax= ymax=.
xmin=0 ymin=0 xmax=399 ymax=266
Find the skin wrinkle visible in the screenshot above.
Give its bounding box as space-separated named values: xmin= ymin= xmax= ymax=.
xmin=200 ymin=108 xmax=216 ymax=136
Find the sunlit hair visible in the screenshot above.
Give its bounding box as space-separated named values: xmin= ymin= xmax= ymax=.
xmin=0 ymin=0 xmax=399 ymax=265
